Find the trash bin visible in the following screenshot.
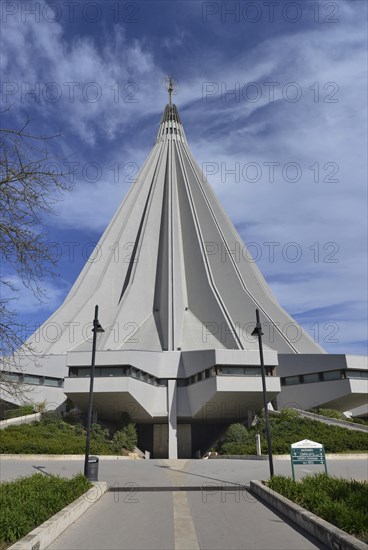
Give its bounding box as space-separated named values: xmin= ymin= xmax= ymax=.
xmin=87 ymin=456 xmax=99 ymax=481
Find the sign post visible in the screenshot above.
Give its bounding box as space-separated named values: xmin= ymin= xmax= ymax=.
xmin=290 ymin=439 xmax=327 ymax=481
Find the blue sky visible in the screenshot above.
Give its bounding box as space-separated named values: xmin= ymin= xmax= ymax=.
xmin=1 ymin=0 xmax=367 ymax=354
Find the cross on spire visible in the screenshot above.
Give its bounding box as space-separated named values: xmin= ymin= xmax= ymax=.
xmin=163 ymin=76 xmax=177 ymax=105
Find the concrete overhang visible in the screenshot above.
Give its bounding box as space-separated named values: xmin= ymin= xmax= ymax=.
xmin=64 ymin=376 xmax=167 ymax=421
xmin=278 ymin=353 xmax=367 ymax=376
xmin=278 ymin=378 xmax=368 ymax=412
xmin=178 ymin=375 xmax=281 ymax=419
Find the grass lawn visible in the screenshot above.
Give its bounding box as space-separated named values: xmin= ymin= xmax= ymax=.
xmin=267 ymin=474 xmax=368 ymax=543
xmin=0 ymin=473 xmax=92 ymax=548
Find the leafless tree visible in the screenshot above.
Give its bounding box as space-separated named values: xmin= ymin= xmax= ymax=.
xmin=0 ymin=113 xmax=71 ymax=402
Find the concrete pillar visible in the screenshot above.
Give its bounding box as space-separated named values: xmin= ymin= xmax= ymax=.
xmin=167 ymin=379 xmax=178 ymax=458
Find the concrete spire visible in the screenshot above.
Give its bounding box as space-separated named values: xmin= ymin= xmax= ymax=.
xmin=28 ymin=101 xmax=324 ymax=356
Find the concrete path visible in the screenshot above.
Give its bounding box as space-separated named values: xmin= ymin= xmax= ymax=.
xmin=47 ymin=460 xmax=326 ymax=550
xmin=1 ymin=455 xmax=367 ymax=484
xmin=2 ymin=457 xmax=366 ymax=550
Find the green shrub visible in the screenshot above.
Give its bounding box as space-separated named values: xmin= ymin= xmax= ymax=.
xmin=91 ymin=423 xmax=110 ymax=442
xmin=221 ymin=442 xmax=254 ymax=455
xmin=74 ymin=425 xmax=85 ymax=436
xmin=309 ymin=408 xmax=346 ymax=420
xmin=278 ymin=408 xmax=300 ymax=421
xmin=4 ymin=404 xmax=35 ymax=419
xmin=0 ymin=420 xmax=112 ymax=455
xmin=218 ymin=414 xmax=368 ymax=455
xmin=111 ymin=423 xmax=137 ymax=453
xmin=268 ymin=474 xmax=368 ymax=542
xmin=40 ymin=410 xmax=64 ymax=427
xmin=219 ymin=423 xmax=258 ymax=455
xmin=0 ymin=473 xmax=91 ymax=546
xmin=224 ymin=423 xmax=248 ymax=443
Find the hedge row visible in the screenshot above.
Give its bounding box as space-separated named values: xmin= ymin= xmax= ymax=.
xmin=267 ymin=474 xmax=368 ymax=542
xmin=0 ymin=473 xmax=91 ymax=546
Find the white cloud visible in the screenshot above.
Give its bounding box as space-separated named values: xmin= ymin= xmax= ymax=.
xmin=2 ymin=275 xmax=67 ymax=315
xmin=1 ymin=6 xmax=160 ymax=144
xmin=1 ymin=0 xmax=366 ymax=353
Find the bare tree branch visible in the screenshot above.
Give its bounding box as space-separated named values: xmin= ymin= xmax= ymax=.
xmin=0 ymin=118 xmax=72 ymax=399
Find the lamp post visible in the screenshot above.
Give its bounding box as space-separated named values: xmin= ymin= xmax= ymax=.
xmin=251 ymin=308 xmax=274 ymax=478
xmin=84 ymin=305 xmax=104 ymax=478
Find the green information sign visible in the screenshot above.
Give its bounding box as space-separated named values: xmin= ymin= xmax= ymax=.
xmin=290 ymin=439 xmax=327 ymax=480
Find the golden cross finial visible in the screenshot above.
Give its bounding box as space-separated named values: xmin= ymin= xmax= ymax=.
xmin=163 ymin=76 xmax=178 ymax=105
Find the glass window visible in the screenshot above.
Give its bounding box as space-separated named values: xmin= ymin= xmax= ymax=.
xmin=283 ymin=375 xmax=300 ymax=386
xmin=323 ymin=370 xmax=342 ymax=381
xmin=24 ymin=374 xmax=39 ymax=385
xmin=346 ymin=370 xmax=368 ymax=379
xmin=245 ymin=368 xmax=262 ymax=376
xmin=77 ymin=368 xmax=91 ymax=377
xmin=100 ymin=367 xmax=125 ymax=377
xmin=303 ymin=373 xmax=321 ymax=384
xmin=4 ymin=372 xmax=21 ymax=382
xmin=221 ymin=366 xmax=241 ymax=375
xmin=44 ymin=377 xmax=62 ymax=387
xmin=205 ymin=369 xmax=210 ymax=379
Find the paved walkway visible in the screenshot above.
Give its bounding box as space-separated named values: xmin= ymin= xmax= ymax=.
xmin=43 ymin=459 xmax=332 ymax=550
xmin=2 ymin=457 xmax=366 ymax=549
xmin=1 ymin=455 xmax=367 ymax=484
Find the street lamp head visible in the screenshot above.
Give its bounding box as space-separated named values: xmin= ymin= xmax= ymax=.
xmin=92 ymin=321 xmax=104 ymax=333
xmin=251 ymin=325 xmax=264 ymax=337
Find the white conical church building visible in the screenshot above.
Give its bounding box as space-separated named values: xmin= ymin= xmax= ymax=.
xmin=2 ymin=89 xmax=367 ymax=457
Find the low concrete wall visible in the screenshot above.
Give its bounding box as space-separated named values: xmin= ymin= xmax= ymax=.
xmin=250 ymin=480 xmax=367 ymax=550
xmin=0 ymin=413 xmax=41 ymax=429
xmin=8 ymin=481 xmax=107 ymax=550
xmin=292 ymin=409 xmax=368 ymax=432
xmin=1 ymin=454 xmax=141 ymax=460
xmin=209 ymin=454 xmax=267 ymax=460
